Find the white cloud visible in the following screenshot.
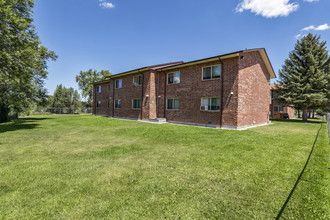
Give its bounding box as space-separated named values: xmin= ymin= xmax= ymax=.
xmin=98 ymin=0 xmax=114 ymax=9
xmin=301 ymin=24 xmax=330 ymax=31
xmin=315 ymin=24 xmax=330 ymax=30
xmin=301 ymin=25 xmax=315 ymax=31
xmin=236 ymin=0 xmax=299 ymax=18
xmin=303 ymin=0 xmax=319 ymax=2
xmin=295 ymin=34 xmax=307 ymax=39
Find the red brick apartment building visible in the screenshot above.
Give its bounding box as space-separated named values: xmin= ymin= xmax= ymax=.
xmin=93 ymin=48 xmax=276 ymax=129
xmin=270 ymin=84 xmax=295 ymax=119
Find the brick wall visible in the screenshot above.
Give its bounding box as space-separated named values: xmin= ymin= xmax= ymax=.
xmin=161 ymin=59 xmax=240 ymax=127
xmin=110 ymin=72 xmax=145 ymax=119
xmin=270 ymin=99 xmax=296 ymax=119
xmin=237 ymin=51 xmax=271 ymax=127
xmin=93 ymin=50 xmax=273 ymax=129
xmin=94 ymin=82 xmax=111 ymax=116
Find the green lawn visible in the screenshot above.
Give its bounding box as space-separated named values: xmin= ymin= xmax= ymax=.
xmin=0 ymin=115 xmax=329 ymax=219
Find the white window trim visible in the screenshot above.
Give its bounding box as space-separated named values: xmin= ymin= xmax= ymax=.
xmin=166 ymin=98 xmax=180 ymax=110
xmin=115 ymin=79 xmax=122 ymax=89
xmin=133 ymin=75 xmax=142 ymax=86
xmin=167 ymin=71 xmax=180 ymax=85
xmin=200 ymin=97 xmax=220 ymax=112
xmin=202 ymin=64 xmax=221 ymax=81
xmin=132 ymin=98 xmax=142 ymax=109
xmin=114 ymin=99 xmax=121 ymax=109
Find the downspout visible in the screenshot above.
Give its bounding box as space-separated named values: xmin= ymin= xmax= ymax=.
xmin=112 ymin=79 xmax=115 ymax=117
xmin=219 ymin=57 xmax=224 ymax=128
xmin=157 ymin=71 xmax=159 ymax=118
xmin=140 ymin=70 xmax=144 ymax=120
xmin=163 ymin=71 xmax=167 ymax=119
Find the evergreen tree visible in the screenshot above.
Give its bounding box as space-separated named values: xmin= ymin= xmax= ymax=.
xmin=0 ymin=0 xmax=57 ymax=122
xmin=277 ymin=33 xmax=330 ymax=122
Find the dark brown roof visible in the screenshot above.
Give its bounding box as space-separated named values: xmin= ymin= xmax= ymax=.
xmin=93 ymin=48 xmax=275 ymax=85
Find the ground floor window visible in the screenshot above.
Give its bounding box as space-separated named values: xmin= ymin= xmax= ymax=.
xmin=201 ymin=97 xmax=220 ymax=111
xmin=167 ymin=99 xmax=180 ymax=110
xmin=96 ymin=101 xmax=101 ymax=107
xmin=132 ymin=98 xmax=142 ymax=109
xmin=114 ymin=99 xmax=121 ymax=109
xmin=107 ymin=101 xmax=110 ymax=108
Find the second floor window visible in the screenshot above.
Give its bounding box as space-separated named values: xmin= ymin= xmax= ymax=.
xmin=203 ymin=65 xmax=221 ymax=80
xmin=168 ymin=72 xmax=180 ymax=84
xmin=201 ymin=97 xmax=220 ymax=111
xmin=274 ymin=105 xmax=284 ymax=112
xmin=114 ymin=99 xmax=121 ymax=109
xmin=97 ymin=85 xmax=101 ymax=93
xmin=116 ymin=79 xmax=122 ymax=89
xmin=133 ymin=75 xmax=142 ymax=86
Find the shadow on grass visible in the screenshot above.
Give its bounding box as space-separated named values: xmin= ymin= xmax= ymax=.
xmin=0 ymin=117 xmax=52 ymax=134
xmin=271 ymin=119 xmax=326 ymax=124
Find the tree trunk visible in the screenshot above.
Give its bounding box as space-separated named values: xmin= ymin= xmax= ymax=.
xmin=298 ymin=109 xmax=301 ymax=118
xmin=302 ymin=109 xmax=308 ymax=122
xmin=312 ymin=109 xmax=315 ymax=119
xmin=0 ymin=102 xmax=10 ymax=123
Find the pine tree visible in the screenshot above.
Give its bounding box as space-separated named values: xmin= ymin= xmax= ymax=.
xmin=277 ymin=33 xmax=330 ymax=122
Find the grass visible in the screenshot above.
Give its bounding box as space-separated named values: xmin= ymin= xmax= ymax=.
xmin=0 ymin=115 xmax=329 ymax=219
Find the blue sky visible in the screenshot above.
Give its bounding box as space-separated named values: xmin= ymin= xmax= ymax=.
xmin=34 ymin=0 xmax=330 ymax=95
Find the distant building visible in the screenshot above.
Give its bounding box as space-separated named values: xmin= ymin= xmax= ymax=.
xmin=93 ymin=48 xmax=276 ymax=129
xmin=270 ymin=84 xmax=295 ymax=119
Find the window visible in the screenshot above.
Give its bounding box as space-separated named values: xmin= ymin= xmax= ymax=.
xmin=115 ymin=79 xmax=122 ymax=89
xmin=132 ymin=98 xmax=142 ymax=109
xmin=107 ymin=84 xmax=110 ymax=91
xmin=133 ymin=75 xmax=142 ymax=86
xmin=114 ymin=99 xmax=121 ymax=109
xmin=167 ymin=72 xmax=180 ymax=84
xmin=167 ymin=99 xmax=180 ymax=110
xmin=279 ymin=106 xmax=284 ymax=112
xmin=97 ymin=85 xmax=101 ymax=93
xmin=274 ymin=105 xmax=283 ymax=112
xmin=107 ymin=101 xmax=110 ymax=108
xmin=202 ymin=65 xmax=221 ymax=80
xmin=201 ymin=97 xmax=220 ymax=111
xmin=272 ymin=91 xmax=280 ymax=99
xmin=96 ymin=101 xmax=101 ymax=107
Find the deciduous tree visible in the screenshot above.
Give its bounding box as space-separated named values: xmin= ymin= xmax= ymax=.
xmin=0 ymin=0 xmax=57 ymax=122
xmin=75 ymin=69 xmax=111 ymax=107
